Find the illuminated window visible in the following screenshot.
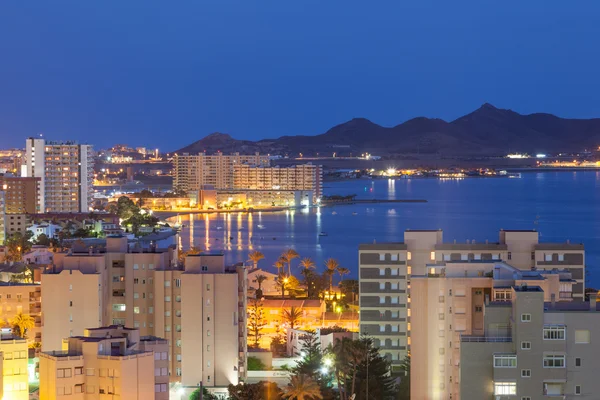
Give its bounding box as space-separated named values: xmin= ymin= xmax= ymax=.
xmin=494 ymin=382 xmax=516 ymax=395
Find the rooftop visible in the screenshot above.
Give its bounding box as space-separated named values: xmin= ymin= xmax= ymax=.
xmin=358 ymin=243 xmax=406 ymax=250
xmin=435 ymin=243 xmax=507 ymax=250
xmin=534 ymin=243 xmax=584 ymax=250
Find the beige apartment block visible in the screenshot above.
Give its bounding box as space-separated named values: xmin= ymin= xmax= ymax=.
xmin=41 ymin=236 xmax=247 ymax=393
xmin=404 ymin=229 xmax=585 ymax=298
xmin=358 ymin=243 xmax=409 ymax=371
xmin=0 ymin=175 xmax=40 ymax=214
xmin=459 ymin=287 xmax=600 ymax=399
xmin=24 ymin=138 xmax=93 ymax=213
xmin=233 ymin=163 xmax=323 ymax=200
xmin=0 ymin=331 xmax=29 ymax=400
xmin=173 ymin=152 xmax=270 ymax=192
xmin=410 ymin=261 xmax=575 ymax=400
xmin=39 ymin=326 xmax=166 ymax=400
xmin=0 ymin=283 xmax=42 ymax=345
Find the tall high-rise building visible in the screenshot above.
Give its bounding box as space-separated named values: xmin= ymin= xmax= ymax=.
xmin=24 ymin=138 xmax=93 ymax=213
xmin=41 ymin=236 xmax=247 ymax=396
xmin=0 ymin=191 xmax=5 ymax=245
xmin=173 ymin=152 xmax=270 ymax=192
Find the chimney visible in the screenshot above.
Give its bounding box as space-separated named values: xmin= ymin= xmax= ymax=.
xmin=551 ymin=293 xmax=556 ymax=309
xmin=590 ymin=293 xmax=598 ymax=312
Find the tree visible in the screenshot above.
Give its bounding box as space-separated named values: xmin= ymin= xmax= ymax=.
xmin=247 ymin=299 xmax=266 ymax=348
xmin=339 ymin=280 xmax=359 ymax=304
xmin=247 ymin=356 xmax=267 ymax=371
xmin=291 ymin=331 xmax=335 ymax=399
xmin=324 ymin=259 xmax=339 ymax=294
xmin=336 ymin=267 xmax=350 ymax=284
xmin=274 ymin=259 xmax=285 ymax=276
xmin=283 ymin=306 xmax=303 ymax=330
xmin=281 ymin=248 xmax=300 ymax=275
xmin=116 ymin=196 xmax=139 ymax=220
xmin=284 ymin=374 xmax=323 ymax=400
xmin=255 ymin=274 xmax=267 ymax=298
xmin=299 ymin=257 xmax=315 ymax=271
xmin=349 ymin=337 xmax=396 ymax=400
xmin=189 ymin=387 xmax=217 ymax=400
xmin=248 ymin=251 xmax=265 ymax=269
xmin=270 ymin=325 xmax=287 ymax=357
xmin=277 ymin=275 xmax=300 ymax=299
xmin=227 ymin=381 xmax=282 ymax=400
xmin=5 ymin=231 xmax=34 ymax=262
xmin=396 ymin=355 xmax=410 ymax=400
xmin=35 ymin=233 xmax=50 ymax=246
xmin=10 ymin=313 xmax=35 ymax=339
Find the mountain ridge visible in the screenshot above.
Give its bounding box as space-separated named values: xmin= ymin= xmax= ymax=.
xmin=175 ymin=104 xmax=600 ymax=156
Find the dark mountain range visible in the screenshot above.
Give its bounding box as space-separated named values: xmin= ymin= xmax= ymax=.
xmin=175 ymin=104 xmax=600 ymax=156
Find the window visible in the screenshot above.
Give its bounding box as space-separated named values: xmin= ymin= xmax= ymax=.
xmin=531 ymin=251 xmax=535 ymax=260
xmin=543 ymin=354 xmax=565 ymax=368
xmin=206 ymin=283 xmax=211 ymax=291
xmin=75 ymin=384 xmax=83 ymax=393
xmin=475 ymin=306 xmax=482 ymax=312
xmin=543 ymin=326 xmax=566 ymax=340
xmin=494 ymin=382 xmax=516 ymax=395
xmin=74 ymin=367 xmax=83 ymax=375
xmin=407 ymin=251 xmax=412 ymax=260
xmin=521 ymin=341 xmax=531 ymax=350
xmin=207 ymin=345 xmax=211 ymax=352
xmin=521 ymin=369 xmax=531 ymax=378
xmin=176 ymin=279 xmax=182 ymax=287
xmin=379 ymin=254 xmax=385 ymax=261
xmin=57 ymin=368 xmax=72 ymax=378
xmin=155 ymin=384 xmax=168 ymax=392
xmin=379 ymin=268 xmax=385 ymax=276
xmin=134 ymin=278 xmax=139 ymax=284
xmin=443 ymin=254 xmax=450 ymax=261
xmin=460 ymin=254 xmax=468 ymax=261
xmin=379 ymin=282 xmax=385 ymax=290
xmin=521 ymin=313 xmax=531 ymax=322
xmin=391 ymin=254 xmax=398 ymax=261
xmin=112 ymin=304 xmax=126 ymax=312
xmin=134 ymin=292 xmax=139 ymax=299
xmin=507 ymin=252 xmax=512 ymax=260
xmin=522 ymin=397 xmax=532 ymax=400
xmin=201 ymin=266 xmax=209 ymax=272
xmin=430 ymin=251 xmax=435 ymax=261
xmin=134 ymin=307 xmax=140 ymax=314
xmin=133 ymin=264 xmax=139 ymax=270
xmin=448 ymin=289 xmax=452 ymax=296
xmin=149 ymin=307 xmax=154 ymax=314
xmin=575 ymin=330 xmax=590 ymax=344
xmin=164 ymin=281 xmax=170 ymax=287
xmin=86 ymin=368 xmax=94 ymax=376
xmin=575 ymin=358 xmax=581 ymax=367
xmin=558 ymin=254 xmax=564 ymax=262
xmin=493 ymin=355 xmax=517 ymax=368
xmin=545 ymin=254 xmax=552 ymax=261
xmin=474 ymin=254 xmax=481 ymax=260
xmin=165 ymin=296 xmax=171 ymax=302
xmin=575 ymin=385 xmax=581 ymax=395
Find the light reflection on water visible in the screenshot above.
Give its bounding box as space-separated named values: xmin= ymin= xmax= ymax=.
xmin=169 ymin=172 xmax=600 ymax=285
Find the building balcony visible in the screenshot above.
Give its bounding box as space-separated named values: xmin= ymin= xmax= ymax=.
xmin=460 ymin=335 xmax=512 ymax=343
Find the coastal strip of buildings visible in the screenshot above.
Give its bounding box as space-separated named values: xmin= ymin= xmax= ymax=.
xmin=359 ymin=228 xmax=592 ymax=399
xmin=173 ymin=152 xmax=323 ymax=207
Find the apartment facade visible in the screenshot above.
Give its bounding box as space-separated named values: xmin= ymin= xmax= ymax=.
xmin=460 ymin=287 xmax=600 ymax=399
xmin=233 ymin=163 xmax=323 ymax=201
xmin=0 ymin=331 xmax=29 ymax=400
xmin=0 ymin=175 xmax=40 ymax=214
xmin=173 ymin=152 xmax=270 ymax=192
xmin=358 ymin=243 xmax=410 ymax=370
xmin=24 ymin=138 xmax=94 ymax=213
xmin=41 ymin=236 xmax=247 ymax=393
xmin=39 ymin=326 xmax=167 ymax=400
xmin=410 ymin=260 xmax=574 ymax=400
xmin=0 ymin=283 xmax=42 ymax=346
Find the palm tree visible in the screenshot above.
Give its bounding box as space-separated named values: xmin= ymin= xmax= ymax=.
xmin=282 ymin=248 xmax=300 ymax=275
xmin=255 ymin=274 xmax=268 ymax=298
xmin=274 ymin=259 xmax=285 ymax=276
xmin=336 ymin=267 xmax=350 ymax=284
xmin=284 ymin=374 xmax=323 ymax=400
xmin=248 ymin=251 xmax=265 ymax=270
xmin=283 ymin=306 xmax=303 ymax=330
xmin=324 ymin=258 xmax=339 ymax=294
xmin=10 ymin=313 xmax=35 ymax=339
xmin=299 ymin=257 xmax=315 ymax=271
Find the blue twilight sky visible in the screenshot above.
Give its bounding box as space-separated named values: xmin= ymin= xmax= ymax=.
xmin=1 ymin=0 xmax=599 ymax=151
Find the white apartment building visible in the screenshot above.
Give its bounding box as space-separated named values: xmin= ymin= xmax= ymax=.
xmin=24 ymin=138 xmax=94 ymax=213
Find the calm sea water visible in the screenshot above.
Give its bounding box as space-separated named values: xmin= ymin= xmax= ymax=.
xmin=170 ymin=171 xmax=600 ymax=286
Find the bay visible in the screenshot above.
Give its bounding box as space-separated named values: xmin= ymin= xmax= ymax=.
xmin=171 ymin=171 xmax=600 ymax=287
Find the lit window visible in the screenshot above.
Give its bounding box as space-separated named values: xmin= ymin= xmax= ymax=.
xmin=430 ymin=251 xmax=435 ymax=261
xmin=112 ymin=304 xmax=126 ymax=312
xmin=494 ymin=382 xmax=516 ymax=395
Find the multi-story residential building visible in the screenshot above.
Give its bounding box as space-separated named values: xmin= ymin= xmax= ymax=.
xmin=0 ymin=191 xmax=5 ymax=245
xmin=358 ymin=243 xmax=410 ymax=371
xmin=459 ymin=287 xmax=600 ymax=399
xmin=4 ymin=214 xmax=29 ymax=237
xmin=0 ymin=329 xmax=29 ymax=400
xmin=0 ymin=282 xmax=42 ymax=345
xmin=24 ymin=138 xmax=93 ymax=213
xmin=173 ymin=152 xmax=270 ymax=192
xmin=39 ymin=326 xmax=167 ymax=400
xmin=233 ymin=163 xmax=323 ymax=201
xmin=41 ymin=236 xmax=247 ymax=395
xmin=358 ymin=229 xmax=586 ymax=374
xmin=405 ymin=229 xmax=585 ymax=298
xmin=410 ymin=260 xmax=575 ymax=400
xmin=0 ymin=174 xmax=40 ymax=214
